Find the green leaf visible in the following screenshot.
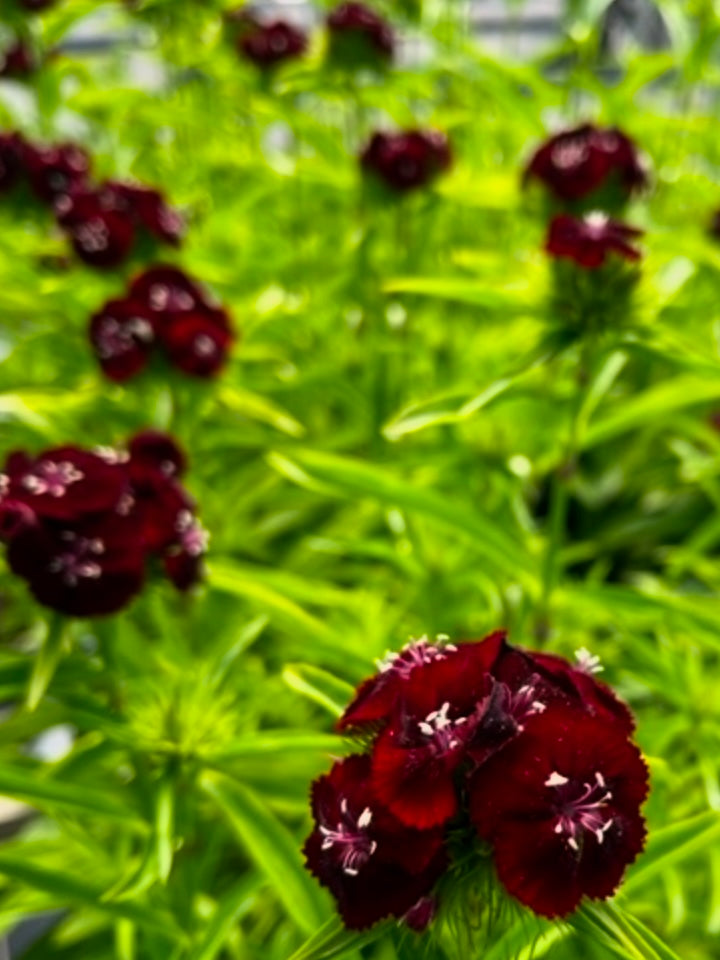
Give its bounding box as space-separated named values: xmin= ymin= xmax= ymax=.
xmin=282 ymin=665 xmax=355 ymax=718
xmin=200 ymin=771 xmax=326 ymax=935
xmin=193 ymin=875 xmax=260 ymax=960
xmin=267 ymin=449 xmax=535 ymax=582
xmin=26 ymin=615 xmax=67 ymax=711
xmin=0 ymin=855 xmax=183 ymax=941
xmin=285 ymin=915 xmax=383 ymax=960
xmin=624 ymin=811 xmax=720 ymax=894
xmin=0 ymin=765 xmax=147 ymax=830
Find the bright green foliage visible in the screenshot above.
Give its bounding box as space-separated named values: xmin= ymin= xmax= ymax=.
xmin=0 ymin=0 xmax=720 ymax=958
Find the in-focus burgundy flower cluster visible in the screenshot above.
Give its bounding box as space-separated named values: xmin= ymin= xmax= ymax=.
xmin=0 ymin=431 xmax=207 ymax=617
xmin=304 ymin=632 xmax=648 ymax=929
xmin=0 ymin=131 xmax=182 ymax=268
xmin=90 ymin=266 xmax=234 ymax=382
xmin=360 ymin=129 xmax=451 ymax=193
xmin=526 ymin=124 xmax=645 ymax=272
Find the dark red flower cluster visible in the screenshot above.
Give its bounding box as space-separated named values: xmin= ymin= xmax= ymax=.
xmin=230 ymin=10 xmax=308 ymax=69
xmin=546 ymin=213 xmax=643 ymax=269
xmin=327 ymin=2 xmax=394 ymax=67
xmin=0 ymin=131 xmax=182 ymax=268
xmin=360 ymin=130 xmax=451 ymax=193
xmin=89 ymin=265 xmax=234 ymax=381
xmin=0 ymin=431 xmax=207 ymax=617
xmin=305 ymin=632 xmax=647 ymax=928
xmin=525 ymin=124 xmax=647 ymax=205
xmin=0 ymin=41 xmax=36 ymax=79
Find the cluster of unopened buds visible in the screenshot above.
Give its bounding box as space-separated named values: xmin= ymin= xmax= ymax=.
xmin=225 ymin=1 xmax=394 ymax=70
xmin=304 ymin=632 xmax=648 ymax=930
xmin=0 ymin=431 xmax=207 ymax=617
xmin=525 ymin=123 xmax=646 ymax=271
xmin=90 ymin=265 xmax=234 ymax=381
xmin=0 ymin=131 xmax=182 ymax=269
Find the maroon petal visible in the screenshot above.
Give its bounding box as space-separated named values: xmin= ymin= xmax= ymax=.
xmin=128 ymin=430 xmax=187 ymax=479
xmin=159 ymin=312 xmax=233 ymax=377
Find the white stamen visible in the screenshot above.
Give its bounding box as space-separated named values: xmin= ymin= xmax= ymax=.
xmin=357 ymin=807 xmax=373 ymax=829
xmin=545 ymin=771 xmax=570 ymax=788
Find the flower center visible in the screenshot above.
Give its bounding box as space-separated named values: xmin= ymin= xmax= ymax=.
xmin=74 ymin=218 xmax=110 ymax=252
xmin=552 ymin=139 xmax=588 ymax=170
xmin=417 ymin=701 xmax=467 ymax=752
xmin=319 ymin=798 xmax=377 ymax=876
xmin=175 ymin=510 xmax=209 ymax=556
xmin=96 ymin=317 xmax=154 ymax=358
xmin=22 ymin=460 xmax=84 ymax=498
xmin=378 ymin=637 xmax=456 ymax=676
xmin=149 ymin=284 xmax=194 ymax=312
xmin=48 ymin=532 xmax=105 ymax=586
xmin=545 ymin=770 xmax=614 ymax=852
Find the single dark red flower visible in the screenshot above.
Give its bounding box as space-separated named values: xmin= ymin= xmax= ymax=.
xmin=104 ymin=181 xmax=184 ymax=246
xmin=524 ymin=124 xmax=647 ymax=204
xmin=158 ymin=311 xmax=233 ymax=377
xmin=327 ymin=2 xmax=394 ymax=66
xmin=0 ymin=41 xmax=36 ymax=79
xmin=89 ymin=298 xmax=156 ymax=382
xmin=546 ymin=213 xmax=642 ymax=269
xmin=128 ymin=430 xmax=186 ymax=479
xmin=304 ymin=754 xmax=447 ymax=929
xmin=239 ymin=20 xmax=307 ymax=68
xmin=360 ymin=130 xmax=451 ymax=192
xmin=2 ymin=446 xmax=129 ymax=523
xmin=6 ymin=511 xmax=146 ymax=617
xmin=129 ymin=265 xmax=208 ymax=316
xmin=54 ymin=187 xmax=136 ymax=269
xmin=0 ymin=132 xmax=26 ymax=193
xmin=22 ymin=141 xmax=91 ymax=203
xmin=469 ymin=707 xmax=648 ymax=918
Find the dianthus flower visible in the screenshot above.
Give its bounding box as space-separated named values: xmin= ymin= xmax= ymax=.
xmin=525 ymin=124 xmax=646 ymax=205
xmin=303 ymin=754 xmax=447 ymax=929
xmin=305 ymin=632 xmax=648 ymax=930
xmin=0 ymin=432 xmax=207 ymax=616
xmin=327 ymin=2 xmax=394 ymax=67
xmin=546 ymin=213 xmax=642 ymax=269
xmin=0 ymin=41 xmax=36 ymax=79
xmin=89 ymin=265 xmax=234 ymax=381
xmin=238 ymin=19 xmax=307 ymax=68
xmin=22 ymin=141 xmax=91 ymax=203
xmin=360 ymin=130 xmax=451 ymax=192
xmin=53 ymin=180 xmax=183 ymax=269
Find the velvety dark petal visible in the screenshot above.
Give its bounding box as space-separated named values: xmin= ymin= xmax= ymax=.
xmin=22 ymin=141 xmax=91 ymax=203
xmin=131 ymin=469 xmax=194 ymax=552
xmin=240 ymin=21 xmax=307 ymax=67
xmin=0 ymin=499 xmax=37 ymax=541
xmin=0 ymin=133 xmax=26 ymax=193
xmin=128 ymin=431 xmax=186 ymax=479
xmin=361 ymin=129 xmax=451 ymax=192
xmin=160 ymin=312 xmax=232 ymax=377
xmin=89 ymin=298 xmax=156 ymax=383
xmin=327 ymin=2 xmax=394 ymax=64
xmin=0 ymin=41 xmax=36 ymax=79
xmin=372 ymin=727 xmax=461 ymax=828
xmin=129 ymin=265 xmax=208 ymax=315
xmin=7 ymin=513 xmax=145 ymax=617
xmin=403 ymin=895 xmax=437 ymax=932
xmin=546 ymin=213 xmax=642 ymax=269
xmin=6 ymin=446 xmax=129 ymax=522
xmin=164 ymin=546 xmax=203 ymax=591
xmin=109 ymin=181 xmax=184 ymax=245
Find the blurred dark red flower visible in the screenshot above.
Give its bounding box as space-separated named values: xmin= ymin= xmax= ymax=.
xmin=360 ymin=130 xmax=451 ymax=192
xmin=327 ymin=2 xmax=394 ymax=66
xmin=55 ymin=187 xmax=136 ymax=269
xmin=158 ymin=312 xmax=233 ymax=377
xmin=239 ymin=20 xmax=307 ymax=68
xmin=128 ymin=430 xmax=186 ymax=479
xmin=89 ymin=298 xmax=156 ymax=382
xmin=525 ymin=124 xmax=646 ymax=204
xmin=22 ymin=141 xmax=91 ymax=203
xmin=303 ymin=754 xmax=447 ymax=929
xmin=469 ymin=707 xmax=648 ymax=917
xmin=546 ymin=213 xmax=642 ymax=269
xmin=0 ymin=434 xmax=206 ymax=616
xmin=0 ymin=132 xmax=27 ymax=193
xmin=89 ymin=265 xmax=235 ymax=380
xmin=20 ymin=0 xmax=57 ymax=9
xmin=0 ymin=41 xmax=36 ymax=79
xmin=106 ymin=181 xmax=184 ymax=245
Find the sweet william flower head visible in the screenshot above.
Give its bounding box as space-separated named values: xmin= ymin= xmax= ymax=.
xmin=469 ymin=706 xmax=648 ymax=918
xmin=304 ymin=754 xmax=447 ymax=929
xmin=89 ymin=298 xmax=157 ymax=383
xmin=360 ymin=130 xmax=451 ymax=193
xmin=239 ymin=19 xmax=307 ymax=68
xmin=0 ymin=41 xmax=36 ymax=79
xmin=55 ymin=187 xmax=136 ymax=269
xmin=327 ymin=2 xmax=394 ymax=68
xmin=525 ymin=123 xmax=647 ymax=206
xmin=22 ymin=141 xmax=91 ymax=203
xmin=546 ymin=213 xmax=642 ymax=269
